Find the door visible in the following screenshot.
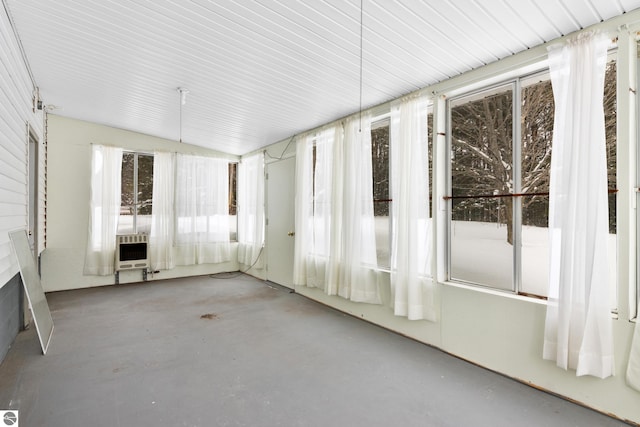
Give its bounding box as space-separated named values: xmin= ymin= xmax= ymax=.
xmin=266 ymin=156 xmax=295 ymax=288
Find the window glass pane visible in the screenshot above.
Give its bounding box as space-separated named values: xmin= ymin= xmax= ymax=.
xmin=229 ymin=162 xmax=237 ymax=241
xmin=450 ymin=85 xmax=514 ymax=290
xmin=521 ymin=195 xmax=550 ymax=296
xmin=520 ymin=76 xmax=553 ymax=296
xmin=118 ymin=152 xmax=154 ymax=235
xmin=118 ymin=152 xmax=135 ymax=234
xmin=371 ymin=118 xmax=390 ymax=269
xmin=136 ymin=154 xmax=154 ymax=234
xmin=450 ymin=197 xmax=513 ymax=290
xmin=604 ymin=59 xmax=617 ymax=310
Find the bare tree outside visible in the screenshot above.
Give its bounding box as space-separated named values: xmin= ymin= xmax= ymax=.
xmin=371 ymin=119 xmax=390 ymax=268
xmin=119 ymin=152 xmax=154 ymax=234
xmin=371 ymin=120 xmax=390 ymax=217
xmin=451 ymin=86 xmax=515 ymax=243
xmin=228 ymin=162 xmax=237 ymax=216
xmin=451 ymin=60 xmax=617 ymax=247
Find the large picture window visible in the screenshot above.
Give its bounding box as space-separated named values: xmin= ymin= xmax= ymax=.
xmin=448 ymin=60 xmax=617 ymax=300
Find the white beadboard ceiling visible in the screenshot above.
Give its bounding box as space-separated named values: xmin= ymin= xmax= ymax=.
xmin=5 ymin=0 xmax=640 ymax=155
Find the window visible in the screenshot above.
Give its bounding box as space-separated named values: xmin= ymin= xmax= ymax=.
xmin=309 ymin=131 xmax=335 ymax=261
xmin=173 ymin=154 xmax=231 ymax=264
xmin=371 ymin=109 xmax=433 ymax=272
xmin=175 ymin=155 xmax=230 ymax=245
xmin=448 ymin=61 xmax=618 ymax=299
xmin=427 ymin=110 xmax=434 ymax=216
xmin=450 ymin=84 xmax=514 ymax=291
xmin=371 ymin=117 xmax=391 ymax=269
xmin=519 ymin=74 xmax=553 ymax=297
xmin=604 ymin=59 xmax=618 ymax=310
xmin=118 ymin=152 xmax=153 ymax=235
xmin=229 ymin=162 xmax=238 ymax=241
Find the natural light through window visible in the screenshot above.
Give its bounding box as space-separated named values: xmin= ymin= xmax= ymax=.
xmin=371 ymin=117 xmax=391 ymax=270
xmin=229 ymin=162 xmax=238 ymax=241
xmin=450 ymin=84 xmax=515 ymax=291
xmin=118 ymin=152 xmax=154 ymax=235
xmin=447 ymin=61 xmax=617 ymax=303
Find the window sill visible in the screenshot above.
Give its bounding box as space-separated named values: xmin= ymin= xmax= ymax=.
xmin=441 ymin=280 xmax=548 ymax=306
xmin=441 ymin=280 xmax=621 ymax=320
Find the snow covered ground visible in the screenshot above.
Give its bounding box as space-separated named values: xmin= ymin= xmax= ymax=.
xmin=120 ymin=214 xmax=616 ymax=302
xmin=450 ymin=220 xmax=617 ymax=300
xmin=375 ymin=217 xmax=617 ymax=301
xmin=117 ymin=214 xmax=238 ymax=240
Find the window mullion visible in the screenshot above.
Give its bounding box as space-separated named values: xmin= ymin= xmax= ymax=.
xmin=513 ymin=80 xmax=522 ymax=294
xmin=445 ymin=99 xmax=452 ymax=282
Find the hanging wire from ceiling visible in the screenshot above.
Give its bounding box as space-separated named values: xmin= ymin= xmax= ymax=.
xmin=359 ymin=0 xmax=364 ymax=132
xmin=264 ymin=134 xmax=296 ymax=160
xmin=177 ymin=87 xmax=189 ymax=143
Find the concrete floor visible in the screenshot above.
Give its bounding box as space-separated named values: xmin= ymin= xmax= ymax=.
xmin=0 ymin=274 xmax=632 ymax=427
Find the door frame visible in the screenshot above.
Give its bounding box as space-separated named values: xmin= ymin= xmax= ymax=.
xmin=265 ymin=156 xmax=296 ymax=288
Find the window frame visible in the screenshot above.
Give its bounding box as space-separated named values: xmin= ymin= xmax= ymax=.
xmin=119 ymin=150 xmax=154 ymax=235
xmin=371 ymin=113 xmax=392 ymax=271
xmin=446 ymin=79 xmax=519 ymax=293
xmin=229 ymin=161 xmax=238 ymax=242
xmin=636 ymin=40 xmax=640 ymax=320
xmin=370 ymin=103 xmax=434 ymax=273
xmin=445 ymin=59 xmax=619 ymax=308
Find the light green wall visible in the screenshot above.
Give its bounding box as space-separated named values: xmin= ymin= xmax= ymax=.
xmin=294 ymin=257 xmax=638 ymax=424
xmin=294 ymin=280 xmax=638 ymax=421
xmin=42 ymin=115 xmax=240 ymax=292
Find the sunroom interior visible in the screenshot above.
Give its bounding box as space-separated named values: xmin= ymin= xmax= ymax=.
xmin=2 ymin=0 xmax=640 ymax=425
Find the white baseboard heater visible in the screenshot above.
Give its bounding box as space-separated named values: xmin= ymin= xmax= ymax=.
xmin=115 ymin=234 xmax=149 ymax=283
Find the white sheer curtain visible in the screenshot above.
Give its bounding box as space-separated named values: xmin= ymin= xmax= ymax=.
xmin=84 ymin=145 xmax=123 ymax=276
xmin=293 ymin=128 xmax=338 ymax=290
xmin=543 ymin=32 xmax=614 ymax=378
xmin=175 ymin=154 xmax=231 ymax=265
xmin=304 ymin=127 xmax=338 ymax=290
xmin=237 ymin=152 xmax=265 ymax=268
xmin=149 ymin=151 xmax=175 ymax=271
xmin=336 ymin=115 xmax=380 ymax=303
xmin=293 ymin=118 xmax=380 ymax=304
xmin=312 ymin=127 xmax=339 ymax=291
xmin=389 ymin=96 xmax=436 ymax=321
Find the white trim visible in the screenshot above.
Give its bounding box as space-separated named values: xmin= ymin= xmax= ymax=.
xmin=442 ymin=279 xmax=547 ymax=306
